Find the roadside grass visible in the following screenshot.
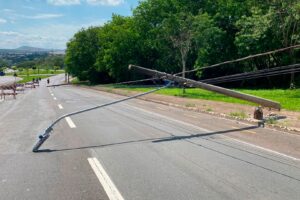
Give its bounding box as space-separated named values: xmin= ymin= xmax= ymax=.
xmin=206 ymin=108 xmax=213 ymax=112
xmin=185 ymin=103 xmax=196 ymax=107
xmin=7 ymin=69 xmax=64 ymax=76
xmin=111 ymin=85 xmax=300 ymax=112
xmin=229 ymin=111 xmax=248 ymax=119
xmin=17 ymin=75 xmax=52 ymax=83
xmin=265 ymin=118 xmax=278 ymax=125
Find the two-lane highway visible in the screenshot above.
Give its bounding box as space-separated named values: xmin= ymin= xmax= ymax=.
xmin=0 ymin=74 xmax=300 ymax=200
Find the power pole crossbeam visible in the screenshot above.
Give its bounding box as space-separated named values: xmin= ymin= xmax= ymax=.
xmin=129 ymin=65 xmax=281 ymax=110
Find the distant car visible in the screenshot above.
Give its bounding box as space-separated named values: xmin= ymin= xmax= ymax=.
xmin=0 ymin=72 xmax=5 ymax=76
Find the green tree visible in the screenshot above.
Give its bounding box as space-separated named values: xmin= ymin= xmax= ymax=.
xmin=162 ymin=12 xmax=195 ymax=78
xmin=65 ymin=27 xmax=102 ymax=82
xmin=95 ymin=15 xmax=140 ymax=82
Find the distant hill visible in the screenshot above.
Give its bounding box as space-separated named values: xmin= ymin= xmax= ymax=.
xmin=0 ymin=46 xmax=65 ymax=65
xmin=0 ymin=46 xmax=65 ymax=54
xmin=15 ymin=46 xmax=49 ymax=52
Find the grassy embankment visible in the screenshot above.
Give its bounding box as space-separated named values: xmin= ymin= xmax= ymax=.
xmin=110 ymin=85 xmax=300 ymax=112
xmin=7 ymin=69 xmax=65 ymax=83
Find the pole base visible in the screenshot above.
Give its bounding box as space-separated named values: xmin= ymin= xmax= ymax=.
xmin=32 ymin=134 xmax=50 ymax=152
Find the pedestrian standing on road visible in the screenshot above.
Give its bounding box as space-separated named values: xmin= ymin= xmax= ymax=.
xmin=47 ymin=78 xmax=50 ymax=85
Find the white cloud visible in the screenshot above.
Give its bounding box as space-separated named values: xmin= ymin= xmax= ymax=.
xmin=86 ymin=0 xmax=124 ymax=6
xmin=2 ymin=9 xmax=14 ymax=12
xmin=22 ymin=14 xmax=64 ymax=19
xmin=0 ymin=18 xmax=7 ymax=24
xmin=47 ymin=0 xmax=81 ymax=6
xmin=0 ymin=19 xmax=106 ymax=49
xmin=0 ymin=31 xmax=21 ymax=36
xmin=22 ymin=6 xmax=36 ymax=10
xmin=47 ymin=0 xmax=124 ymax=6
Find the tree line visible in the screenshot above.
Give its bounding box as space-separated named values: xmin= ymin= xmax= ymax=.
xmin=65 ymin=0 xmax=300 ymax=88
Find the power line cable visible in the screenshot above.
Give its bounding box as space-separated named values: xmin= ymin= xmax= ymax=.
xmin=174 ymin=44 xmax=300 ymax=76
xmin=202 ymin=65 xmax=300 ymax=84
xmin=201 ymin=63 xmax=300 ymax=84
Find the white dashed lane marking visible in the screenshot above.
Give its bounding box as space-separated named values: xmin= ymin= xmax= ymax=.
xmin=65 ymin=117 xmax=76 ymax=128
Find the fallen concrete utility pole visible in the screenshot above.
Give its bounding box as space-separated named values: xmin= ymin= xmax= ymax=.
xmin=129 ymin=65 xmax=281 ymax=110
xmin=32 ymin=81 xmax=172 ymax=152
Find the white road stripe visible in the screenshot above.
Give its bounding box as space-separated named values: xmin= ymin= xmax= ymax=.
xmin=58 ymin=104 xmax=63 ymax=109
xmin=51 ymin=93 xmax=54 ymax=96
xmin=65 ymin=117 xmax=76 ymax=128
xmin=226 ymin=137 xmax=300 ymax=161
xmin=53 ymin=97 xmax=57 ymax=100
xmin=88 ymin=157 xmax=124 ymax=200
xmin=128 ymin=105 xmax=300 ymax=161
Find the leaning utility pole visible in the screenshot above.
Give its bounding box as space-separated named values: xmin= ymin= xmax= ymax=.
xmin=129 ymin=65 xmax=281 ymax=110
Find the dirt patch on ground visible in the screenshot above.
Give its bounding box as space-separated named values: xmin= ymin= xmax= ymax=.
xmin=83 ymin=85 xmax=300 ymax=134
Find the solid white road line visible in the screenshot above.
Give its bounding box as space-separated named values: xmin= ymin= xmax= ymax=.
xmin=128 ymin=105 xmax=300 ymax=161
xmin=65 ymin=117 xmax=76 ymax=128
xmin=226 ymin=137 xmax=300 ymax=161
xmin=58 ymin=104 xmax=63 ymax=109
xmin=88 ymin=157 xmax=124 ymax=200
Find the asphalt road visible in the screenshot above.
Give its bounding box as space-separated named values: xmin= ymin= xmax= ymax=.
xmin=0 ymin=74 xmax=300 ymax=200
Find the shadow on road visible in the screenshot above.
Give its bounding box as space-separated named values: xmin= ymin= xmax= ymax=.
xmin=34 ymin=125 xmax=300 ymax=182
xmin=152 ymin=126 xmax=258 ymax=143
xmin=36 ymin=126 xmax=258 ymax=153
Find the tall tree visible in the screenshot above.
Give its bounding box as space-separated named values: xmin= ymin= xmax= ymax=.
xmin=65 ymin=27 xmax=102 ymax=83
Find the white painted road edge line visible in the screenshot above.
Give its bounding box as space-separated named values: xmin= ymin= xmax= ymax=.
xmin=58 ymin=104 xmax=63 ymax=109
xmin=88 ymin=157 xmax=124 ymax=200
xmin=65 ymin=117 xmax=76 ymax=128
xmin=225 ymin=137 xmax=300 ymax=161
xmin=128 ymin=105 xmax=300 ymax=161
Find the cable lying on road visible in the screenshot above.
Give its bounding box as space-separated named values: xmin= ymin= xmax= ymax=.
xmin=32 ymin=81 xmax=172 ymax=152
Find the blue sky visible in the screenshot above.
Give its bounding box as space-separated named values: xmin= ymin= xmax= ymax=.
xmin=0 ymin=0 xmax=139 ymax=49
